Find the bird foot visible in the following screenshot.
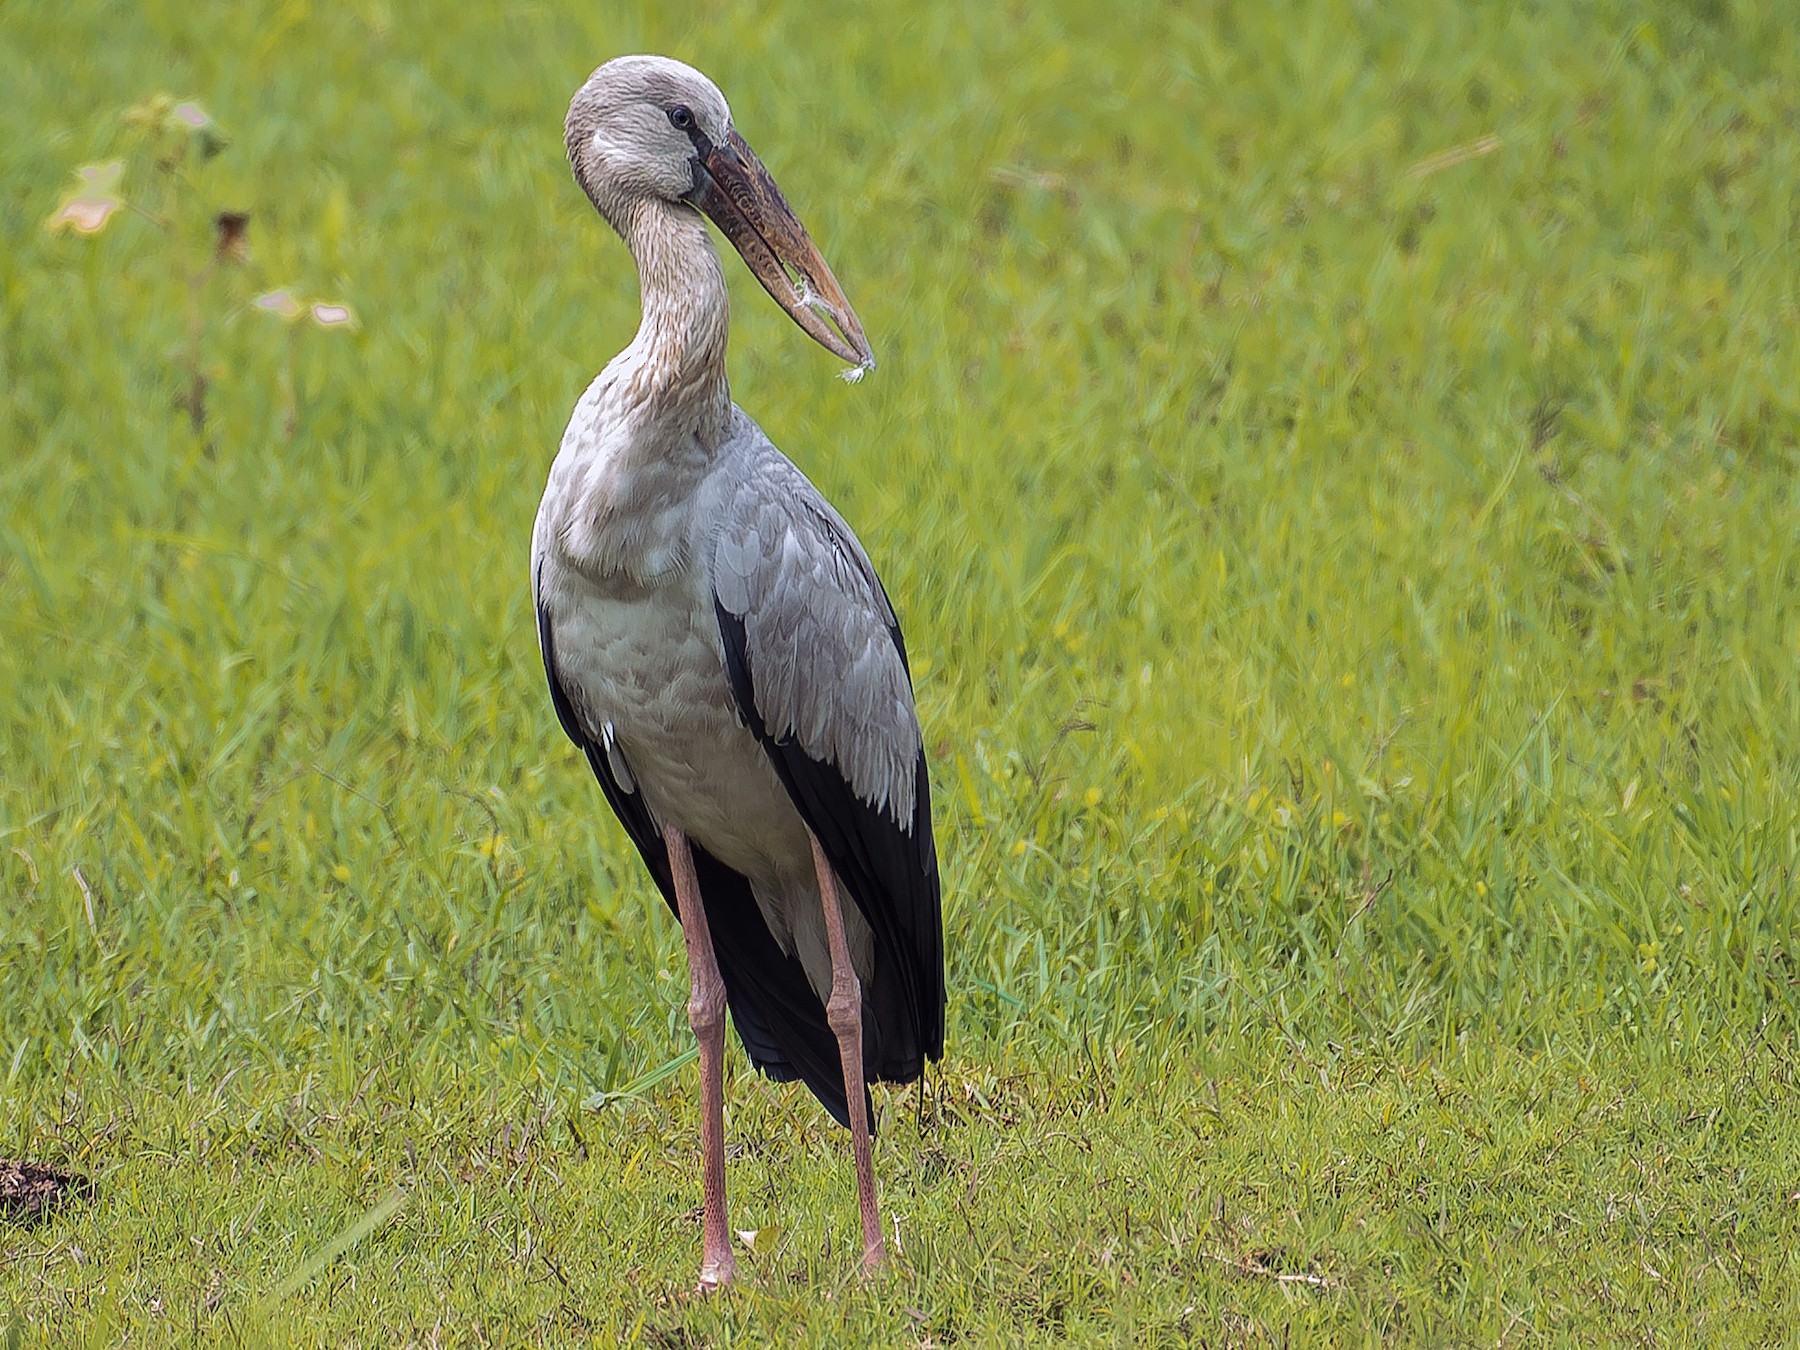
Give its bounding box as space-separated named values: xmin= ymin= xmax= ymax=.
xmin=860 ymin=1240 xmax=887 ymax=1277
xmin=693 ymin=1254 xmax=739 ymax=1294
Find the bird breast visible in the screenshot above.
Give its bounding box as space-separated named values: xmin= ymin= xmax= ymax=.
xmin=533 ymin=388 xmax=813 ymax=892
xmin=548 ymin=567 xmax=808 ymax=870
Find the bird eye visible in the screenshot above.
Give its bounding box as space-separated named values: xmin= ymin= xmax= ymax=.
xmin=668 ymin=105 xmax=694 ymax=131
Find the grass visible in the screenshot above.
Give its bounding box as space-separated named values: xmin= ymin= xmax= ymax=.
xmin=3 ymin=0 xmax=1799 ymax=1342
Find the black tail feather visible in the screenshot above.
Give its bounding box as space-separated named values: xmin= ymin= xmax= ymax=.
xmin=689 ymin=845 xmax=867 ymax=1130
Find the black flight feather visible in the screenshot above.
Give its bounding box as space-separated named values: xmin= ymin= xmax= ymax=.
xmin=714 ymin=599 xmax=945 ymax=1084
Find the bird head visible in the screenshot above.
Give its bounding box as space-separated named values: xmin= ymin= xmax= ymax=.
xmin=566 ymin=55 xmax=874 ymax=375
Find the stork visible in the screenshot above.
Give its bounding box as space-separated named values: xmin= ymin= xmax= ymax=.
xmin=533 ymin=55 xmax=945 ymax=1289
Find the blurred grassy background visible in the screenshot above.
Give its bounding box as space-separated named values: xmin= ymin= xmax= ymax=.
xmin=3 ymin=0 xmax=1798 ymax=1343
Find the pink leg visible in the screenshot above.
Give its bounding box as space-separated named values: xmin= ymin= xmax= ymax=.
xmin=664 ymin=823 xmax=738 ymax=1291
xmin=808 ymin=831 xmax=886 ymax=1273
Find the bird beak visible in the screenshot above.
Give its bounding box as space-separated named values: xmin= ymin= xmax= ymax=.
xmin=689 ymin=130 xmax=875 ymax=376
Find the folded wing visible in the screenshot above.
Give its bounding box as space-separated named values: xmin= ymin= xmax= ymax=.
xmin=710 ymin=454 xmax=945 ymax=1082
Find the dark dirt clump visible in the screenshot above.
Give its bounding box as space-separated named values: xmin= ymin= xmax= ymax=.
xmin=0 ymin=1159 xmax=95 ymax=1224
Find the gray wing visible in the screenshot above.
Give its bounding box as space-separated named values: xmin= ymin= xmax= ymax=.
xmin=710 ymin=444 xmax=945 ymax=1079
xmin=712 ymin=464 xmax=919 ymax=821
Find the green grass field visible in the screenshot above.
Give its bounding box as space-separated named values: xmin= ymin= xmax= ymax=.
xmin=4 ymin=0 xmax=1800 ymax=1343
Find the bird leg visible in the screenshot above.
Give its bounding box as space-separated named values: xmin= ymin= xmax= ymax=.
xmin=808 ymin=830 xmax=885 ymax=1273
xmin=663 ymin=823 xmax=738 ymax=1291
